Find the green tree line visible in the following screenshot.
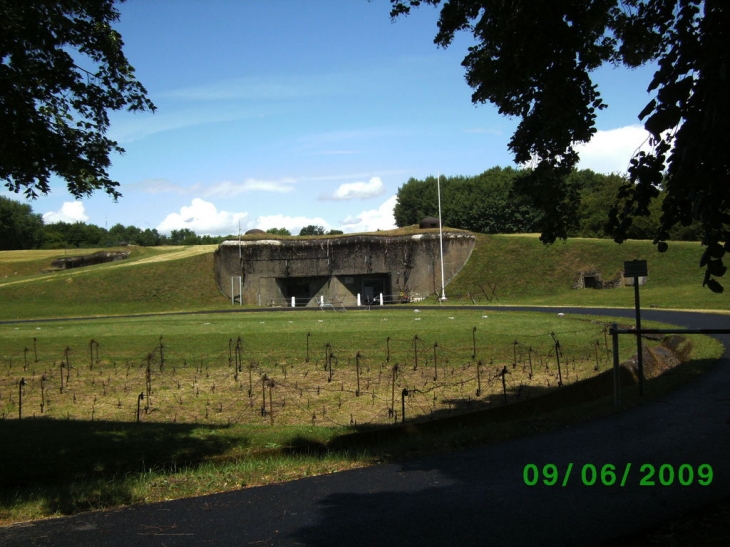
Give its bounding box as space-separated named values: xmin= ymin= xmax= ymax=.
xmin=0 ymin=197 xmax=342 ymax=250
xmin=394 ymin=167 xmax=701 ymax=241
xmin=0 ymin=197 xmax=233 ymax=250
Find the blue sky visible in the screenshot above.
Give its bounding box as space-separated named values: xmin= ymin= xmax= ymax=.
xmin=7 ymin=0 xmax=657 ymax=236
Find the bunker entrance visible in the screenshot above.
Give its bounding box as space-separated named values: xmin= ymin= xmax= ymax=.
xmin=276 ymin=276 xmax=329 ymax=306
xmin=333 ymin=274 xmax=392 ymax=305
xmin=361 ymin=276 xmax=390 ymax=304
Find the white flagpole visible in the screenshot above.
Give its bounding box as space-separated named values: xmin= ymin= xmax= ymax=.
xmin=437 ymin=173 xmax=447 ymax=301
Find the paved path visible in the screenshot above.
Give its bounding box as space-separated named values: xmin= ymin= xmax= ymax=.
xmin=1 ymin=308 xmax=728 ymax=546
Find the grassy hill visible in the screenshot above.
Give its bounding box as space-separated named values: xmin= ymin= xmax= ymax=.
xmin=0 ymin=237 xmax=727 ymax=535
xmin=0 ymin=245 xmax=222 ymax=320
xmin=447 ymin=234 xmax=724 ymax=310
xmin=0 ymin=235 xmax=725 ymax=321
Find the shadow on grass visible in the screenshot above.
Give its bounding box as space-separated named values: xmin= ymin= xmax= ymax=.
xmin=288 ymin=349 xmax=722 ymax=460
xmin=285 ymin=355 xmax=729 ymax=546
xmin=0 ymin=419 xmax=238 ymax=517
xmin=1 ymin=344 xmax=720 ymax=524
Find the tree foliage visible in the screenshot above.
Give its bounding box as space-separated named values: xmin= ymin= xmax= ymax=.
xmin=395 ymin=167 xmax=542 ymax=234
xmin=391 ymin=0 xmax=729 ymax=290
xmin=299 ymin=225 xmax=325 ymax=236
xmin=265 ymin=227 xmax=292 ymax=236
xmin=395 ymin=167 xmax=674 ymax=238
xmin=0 ymin=197 xmax=240 ymax=248
xmin=0 ymin=0 xmax=155 ymax=200
xmin=0 ymin=196 xmax=44 ymax=250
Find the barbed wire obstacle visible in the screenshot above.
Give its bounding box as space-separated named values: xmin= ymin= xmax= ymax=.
xmin=0 ymin=323 xmax=628 ymax=426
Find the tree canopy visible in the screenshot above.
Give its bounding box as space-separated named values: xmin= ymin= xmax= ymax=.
xmin=297 ymin=226 xmax=344 ymax=236
xmin=1 ymin=0 xmax=155 ymax=200
xmin=395 ymin=167 xmax=542 ymax=234
xmin=0 ymin=196 xmax=44 ymax=250
xmin=391 ymin=0 xmax=729 ymax=291
xmin=265 ymin=227 xmax=292 ymax=236
xmin=395 ymin=167 xmax=694 ymax=240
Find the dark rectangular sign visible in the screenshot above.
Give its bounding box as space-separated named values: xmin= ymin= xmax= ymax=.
xmin=624 ymin=259 xmax=648 ymax=278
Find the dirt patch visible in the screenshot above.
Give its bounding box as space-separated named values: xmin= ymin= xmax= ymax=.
xmin=622 ymin=335 xmax=693 ymax=380
xmin=122 ymin=245 xmax=217 ymax=265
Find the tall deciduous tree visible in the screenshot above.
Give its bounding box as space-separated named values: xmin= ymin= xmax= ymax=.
xmin=299 ymin=225 xmax=325 ymax=236
xmin=265 ymin=227 xmax=292 ymax=236
xmin=0 ymin=196 xmax=44 ymax=250
xmin=391 ymin=0 xmax=729 ymax=291
xmin=395 ymin=168 xmax=543 ymax=234
xmin=1 ymin=0 xmax=155 ymax=200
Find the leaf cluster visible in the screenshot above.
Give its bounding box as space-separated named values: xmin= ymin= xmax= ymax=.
xmin=391 ymin=0 xmax=729 ymax=291
xmin=395 ymin=167 xmax=542 ymax=234
xmin=395 ymin=167 xmax=698 ymax=241
xmin=0 ymin=196 xmax=44 ymax=250
xmin=0 ymin=0 xmax=155 ymax=200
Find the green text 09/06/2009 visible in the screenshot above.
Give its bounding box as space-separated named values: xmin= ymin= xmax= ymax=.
xmin=523 ymin=463 xmax=713 ymax=487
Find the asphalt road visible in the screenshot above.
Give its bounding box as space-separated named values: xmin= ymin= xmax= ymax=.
xmin=1 ymin=307 xmax=728 ymax=546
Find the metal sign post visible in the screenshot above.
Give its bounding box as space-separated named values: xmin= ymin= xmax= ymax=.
xmin=230 ymin=276 xmax=242 ymax=306
xmin=624 ymin=260 xmax=648 ymax=395
xmin=610 ymin=324 xmax=620 ymax=408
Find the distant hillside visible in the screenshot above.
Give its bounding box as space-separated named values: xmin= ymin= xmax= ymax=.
xmin=0 ymin=246 xmax=221 ymax=320
xmin=0 ymin=236 xmax=725 ymax=321
xmin=447 ymin=234 xmax=723 ymax=310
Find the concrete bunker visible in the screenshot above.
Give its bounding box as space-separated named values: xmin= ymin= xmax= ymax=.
xmin=50 ymin=250 xmax=130 ymax=270
xmin=572 ymin=270 xmax=625 ymax=290
xmin=214 ymin=231 xmax=476 ymax=307
xmin=419 ymin=217 xmax=440 ymax=229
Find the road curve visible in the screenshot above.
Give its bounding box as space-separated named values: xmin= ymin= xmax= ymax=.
xmin=1 ymin=307 xmax=728 ymax=547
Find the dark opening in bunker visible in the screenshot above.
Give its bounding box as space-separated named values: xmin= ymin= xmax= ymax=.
xmin=361 ymin=276 xmax=389 ymax=303
xmin=333 ymin=274 xmax=392 ymax=304
xmin=276 ymin=276 xmax=329 ymax=305
xmin=583 ymin=275 xmax=600 ymax=289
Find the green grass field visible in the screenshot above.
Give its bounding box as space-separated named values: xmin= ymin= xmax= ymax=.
xmin=0 ymin=236 xmax=727 ymax=531
xmin=0 ymin=309 xmax=650 ymax=427
xmin=0 ymin=235 xmax=727 ymax=321
xmin=446 ymin=234 xmax=724 ymax=310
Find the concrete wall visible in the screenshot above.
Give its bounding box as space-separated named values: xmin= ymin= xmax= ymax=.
xmin=51 ymin=251 xmax=130 ymax=270
xmin=214 ymin=231 xmax=476 ymax=306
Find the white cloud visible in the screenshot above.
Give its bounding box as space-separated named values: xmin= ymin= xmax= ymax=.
xmin=161 ymin=73 xmax=345 ymax=102
xmin=254 ymin=214 xmax=332 ymax=235
xmin=131 ymin=178 xmax=188 ymax=195
xmin=132 ymin=178 xmax=296 ymax=198
xmin=577 ymin=125 xmax=652 ymax=174
xmin=110 ymin=72 xmax=356 ymax=143
xmin=340 ymin=195 xmax=397 ymax=233
xmin=43 ymin=202 xmax=89 ymax=223
xmin=298 ymin=170 xmax=408 ymax=183
xmin=156 ymin=198 xmax=249 ymax=236
xmin=326 ymin=177 xmax=385 ymax=201
xmin=109 ymin=105 xmax=267 ymax=143
xmin=203 ymin=178 xmax=296 ymax=198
